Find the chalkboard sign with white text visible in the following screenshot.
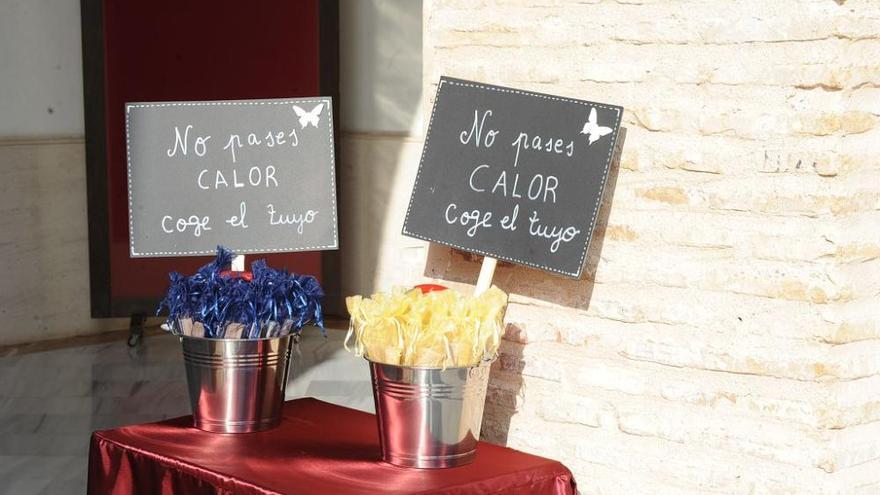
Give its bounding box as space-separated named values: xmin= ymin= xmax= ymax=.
xmin=125 ymin=97 xmax=337 ymax=257
xmin=403 ymin=77 xmax=623 ymax=278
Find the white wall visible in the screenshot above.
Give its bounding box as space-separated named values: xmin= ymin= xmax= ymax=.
xmin=340 ymin=0 xmax=423 ymax=135
xmin=0 ymin=0 xmax=84 ymax=137
xmin=0 ymin=0 xmax=129 ymax=346
xmin=338 ymin=0 xmax=427 ymax=296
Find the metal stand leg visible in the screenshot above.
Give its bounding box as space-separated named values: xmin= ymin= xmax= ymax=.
xmin=127 ymin=313 xmax=147 ymax=347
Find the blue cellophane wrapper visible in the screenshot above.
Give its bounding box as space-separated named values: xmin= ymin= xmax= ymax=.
xmin=158 ymin=247 xmax=324 ymax=339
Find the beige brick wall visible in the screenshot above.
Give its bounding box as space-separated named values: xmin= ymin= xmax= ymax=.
xmin=418 ymin=1 xmax=880 ymax=493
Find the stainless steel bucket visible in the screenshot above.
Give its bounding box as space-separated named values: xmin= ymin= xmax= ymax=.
xmin=369 ymin=358 xmax=494 ymax=468
xmin=180 ymin=334 xmax=294 ymax=433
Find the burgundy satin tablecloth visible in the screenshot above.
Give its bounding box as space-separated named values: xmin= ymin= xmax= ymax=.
xmin=88 ymin=398 xmax=576 ymax=494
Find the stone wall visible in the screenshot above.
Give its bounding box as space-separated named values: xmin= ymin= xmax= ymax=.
xmin=418 ymin=1 xmax=880 ymax=492
xmin=0 ymin=139 xmax=130 ymax=345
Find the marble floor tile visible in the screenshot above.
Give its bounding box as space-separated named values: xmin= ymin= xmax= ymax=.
xmin=0 ymin=327 xmax=373 ymax=494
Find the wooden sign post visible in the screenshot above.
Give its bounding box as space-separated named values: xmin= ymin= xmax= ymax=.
xmin=474 ymin=256 xmax=498 ymax=296
xmin=403 ymin=77 xmax=623 ymax=289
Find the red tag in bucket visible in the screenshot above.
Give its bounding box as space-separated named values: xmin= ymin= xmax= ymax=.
xmin=220 ymin=270 xmax=253 ymax=282
xmin=414 ymin=283 xmax=448 ymax=294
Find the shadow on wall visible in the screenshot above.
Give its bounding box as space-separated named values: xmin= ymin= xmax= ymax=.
xmin=481 ymin=340 xmax=526 ymax=446
xmin=425 ymin=129 xmax=628 ymax=445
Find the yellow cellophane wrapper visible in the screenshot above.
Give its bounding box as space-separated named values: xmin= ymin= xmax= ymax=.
xmin=345 ymin=286 xmax=508 ymax=368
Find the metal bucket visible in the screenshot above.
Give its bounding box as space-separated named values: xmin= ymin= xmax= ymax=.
xmin=180 ymin=334 xmax=294 ymax=433
xmin=369 ymin=358 xmax=494 ymax=468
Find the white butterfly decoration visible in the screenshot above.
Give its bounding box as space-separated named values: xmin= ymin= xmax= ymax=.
xmin=580 ymin=107 xmax=613 ymax=145
xmin=292 ymin=103 xmax=324 ymax=128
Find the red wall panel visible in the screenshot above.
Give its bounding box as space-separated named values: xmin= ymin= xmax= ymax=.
xmin=85 ymin=1 xmax=334 ymax=313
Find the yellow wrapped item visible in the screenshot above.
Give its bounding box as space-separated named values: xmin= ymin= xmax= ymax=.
xmin=345 ymin=286 xmax=508 ymax=368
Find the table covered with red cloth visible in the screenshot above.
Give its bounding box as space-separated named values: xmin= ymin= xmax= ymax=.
xmin=88 ymin=398 xmax=576 ymax=494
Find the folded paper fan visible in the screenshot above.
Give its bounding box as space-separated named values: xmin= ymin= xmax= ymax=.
xmin=158 ymin=246 xmax=324 ymax=339
xmin=345 ymin=285 xmax=508 ymax=368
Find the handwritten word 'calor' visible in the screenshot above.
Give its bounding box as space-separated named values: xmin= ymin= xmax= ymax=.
xmin=197 ymin=166 xmax=278 ymax=190
xmin=468 ymin=165 xmax=558 ymax=203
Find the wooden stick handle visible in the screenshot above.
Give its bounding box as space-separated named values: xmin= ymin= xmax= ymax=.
xmin=231 ymin=254 xmax=246 ymax=272
xmin=475 ymin=256 xmax=497 ymax=296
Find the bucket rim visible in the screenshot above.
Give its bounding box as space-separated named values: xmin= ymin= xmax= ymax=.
xmin=365 ymin=355 xmax=497 ymax=371
xmin=178 ymin=333 xmax=301 ymax=344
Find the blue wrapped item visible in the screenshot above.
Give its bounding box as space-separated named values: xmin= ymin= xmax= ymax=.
xmin=158 ymin=247 xmax=324 ymax=339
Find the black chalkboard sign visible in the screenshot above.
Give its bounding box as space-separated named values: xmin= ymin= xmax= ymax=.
xmin=403 ymin=77 xmax=623 ymax=278
xmin=125 ymin=97 xmax=338 ymax=257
